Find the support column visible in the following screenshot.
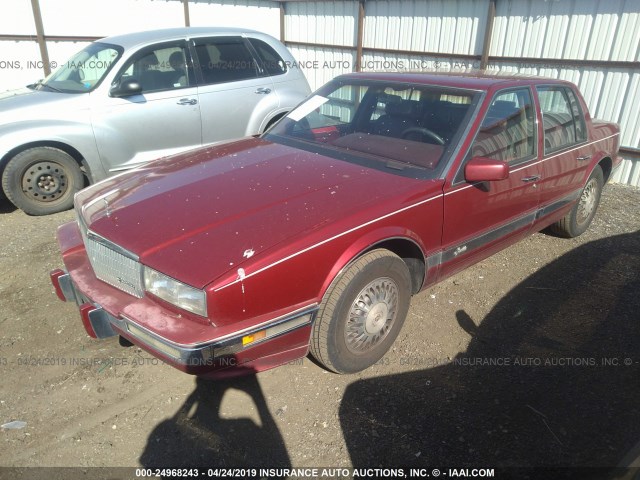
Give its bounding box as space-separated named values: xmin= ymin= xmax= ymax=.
xmin=183 ymin=0 xmax=191 ymax=27
xmin=30 ymin=0 xmax=51 ymax=77
xmin=480 ymin=0 xmax=496 ymax=70
xmin=355 ymin=0 xmax=365 ymax=72
xmin=280 ymin=2 xmax=286 ymax=43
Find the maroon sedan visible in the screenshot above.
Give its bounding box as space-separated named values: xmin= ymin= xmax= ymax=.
xmin=51 ymin=72 xmax=621 ymax=377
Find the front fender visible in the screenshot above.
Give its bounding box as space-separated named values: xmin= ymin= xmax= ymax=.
xmin=317 ymin=226 xmax=428 ymax=300
xmin=0 ymin=120 xmax=104 ymax=180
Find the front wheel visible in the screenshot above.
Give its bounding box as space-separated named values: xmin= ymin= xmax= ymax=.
xmin=549 ymin=165 xmax=604 ymax=238
xmin=310 ymin=249 xmax=412 ymax=374
xmin=1 ymin=147 xmax=84 ymax=216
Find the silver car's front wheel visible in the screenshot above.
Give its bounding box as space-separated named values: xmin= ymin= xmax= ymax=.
xmin=1 ymin=147 xmax=84 ymax=216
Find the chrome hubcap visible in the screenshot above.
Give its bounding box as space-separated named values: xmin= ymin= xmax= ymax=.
xmin=345 ymin=277 xmax=398 ymax=354
xmin=577 ymin=178 xmax=597 ymax=225
xmin=22 ymin=161 xmax=68 ymax=202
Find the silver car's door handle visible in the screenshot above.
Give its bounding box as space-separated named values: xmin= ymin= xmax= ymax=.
xmin=521 ymin=175 xmax=541 ymax=183
xmin=576 ymin=155 xmax=592 ymax=161
xmin=177 ymin=98 xmax=198 ymax=105
xmin=255 ymin=87 xmax=272 ymax=95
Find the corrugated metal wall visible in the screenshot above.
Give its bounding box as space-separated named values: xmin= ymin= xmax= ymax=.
xmin=2 ymin=0 xmax=639 ymax=186
xmin=1 ymin=0 xmax=280 ymax=91
xmin=283 ymin=0 xmax=640 ymax=187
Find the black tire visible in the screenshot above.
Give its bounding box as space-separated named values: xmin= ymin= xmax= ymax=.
xmin=310 ymin=249 xmax=412 ymax=374
xmin=1 ymin=147 xmax=84 ymax=216
xmin=549 ymin=165 xmax=604 ymax=238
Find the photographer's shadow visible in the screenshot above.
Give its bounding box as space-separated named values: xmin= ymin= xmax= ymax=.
xmin=140 ymin=372 xmax=290 ymax=468
xmin=340 ymin=230 xmax=640 ymax=475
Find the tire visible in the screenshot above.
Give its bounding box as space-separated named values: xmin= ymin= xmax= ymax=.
xmin=1 ymin=147 xmax=84 ymax=216
xmin=549 ymin=165 xmax=604 ymax=238
xmin=310 ymin=249 xmax=412 ymax=374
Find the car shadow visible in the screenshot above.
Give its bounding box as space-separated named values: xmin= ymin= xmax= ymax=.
xmin=340 ymin=230 xmax=640 ymax=477
xmin=0 ymin=198 xmax=17 ymax=214
xmin=139 ymin=371 xmax=290 ymax=470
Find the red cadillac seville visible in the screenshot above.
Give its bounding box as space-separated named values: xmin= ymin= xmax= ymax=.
xmin=51 ymin=72 xmax=621 ymax=377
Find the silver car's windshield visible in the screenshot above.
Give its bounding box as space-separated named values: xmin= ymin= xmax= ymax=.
xmin=36 ymin=42 xmax=122 ymax=93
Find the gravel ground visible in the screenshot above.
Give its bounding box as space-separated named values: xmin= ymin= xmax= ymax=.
xmin=0 ymin=183 xmax=639 ymax=480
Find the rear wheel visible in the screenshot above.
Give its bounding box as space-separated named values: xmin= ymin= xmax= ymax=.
xmin=310 ymin=249 xmax=412 ymax=374
xmin=1 ymin=147 xmax=83 ymax=216
xmin=549 ymin=165 xmax=604 ymax=238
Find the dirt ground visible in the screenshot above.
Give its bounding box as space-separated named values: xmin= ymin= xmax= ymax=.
xmin=0 ymin=183 xmax=639 ymax=479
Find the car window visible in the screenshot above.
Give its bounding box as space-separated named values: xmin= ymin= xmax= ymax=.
xmin=118 ymin=44 xmax=192 ymax=94
xmin=470 ymin=88 xmax=536 ymax=164
xmin=194 ymin=37 xmax=259 ymax=85
xmin=266 ymin=80 xmax=479 ymax=178
xmin=248 ymin=38 xmax=287 ymax=76
xmin=537 ymin=86 xmax=586 ymax=154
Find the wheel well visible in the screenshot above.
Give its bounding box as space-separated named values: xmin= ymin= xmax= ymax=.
xmin=263 ymin=112 xmax=287 ymax=133
xmin=365 ymin=238 xmax=425 ymax=294
xmin=598 ymin=157 xmax=612 ymax=182
xmin=1 ymin=141 xmax=90 ymax=187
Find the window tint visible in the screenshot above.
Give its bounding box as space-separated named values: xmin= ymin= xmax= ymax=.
xmin=471 ymin=88 xmax=536 ymax=163
xmin=194 ymin=37 xmax=259 ymax=85
xmin=118 ymin=44 xmax=191 ymax=93
xmin=248 ymin=38 xmax=287 ymax=76
xmin=537 ymin=86 xmax=586 ymax=153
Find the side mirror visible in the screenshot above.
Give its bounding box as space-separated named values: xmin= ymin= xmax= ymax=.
xmin=110 ymin=78 xmax=142 ymax=97
xmin=464 ymin=156 xmax=509 ymax=182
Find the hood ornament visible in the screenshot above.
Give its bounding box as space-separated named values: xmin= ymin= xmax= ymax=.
xmin=104 ymin=198 xmax=112 ymax=218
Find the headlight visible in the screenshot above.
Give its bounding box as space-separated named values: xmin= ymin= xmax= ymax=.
xmin=143 ymin=267 xmax=207 ymax=317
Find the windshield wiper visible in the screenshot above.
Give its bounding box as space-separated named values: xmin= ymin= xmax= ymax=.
xmin=29 ymin=79 xmax=63 ymax=93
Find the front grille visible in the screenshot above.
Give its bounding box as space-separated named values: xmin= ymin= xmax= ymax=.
xmin=78 ymin=219 xmax=144 ymax=298
xmin=85 ymin=237 xmax=143 ymax=297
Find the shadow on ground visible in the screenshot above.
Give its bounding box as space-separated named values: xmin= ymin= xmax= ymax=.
xmin=0 ymin=198 xmax=17 ymax=214
xmin=340 ymin=230 xmax=640 ymax=478
xmin=140 ymin=373 xmax=290 ymax=469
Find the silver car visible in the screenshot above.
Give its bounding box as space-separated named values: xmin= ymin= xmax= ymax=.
xmin=0 ymin=27 xmax=310 ymax=215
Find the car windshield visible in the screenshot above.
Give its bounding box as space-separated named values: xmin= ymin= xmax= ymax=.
xmin=265 ymin=79 xmax=481 ymax=178
xmin=34 ymin=42 xmax=122 ymax=93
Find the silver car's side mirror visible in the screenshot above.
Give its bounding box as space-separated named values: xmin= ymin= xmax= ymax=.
xmin=110 ymin=79 xmax=142 ymax=98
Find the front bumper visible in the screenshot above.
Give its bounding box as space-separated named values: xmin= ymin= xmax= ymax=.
xmin=51 ymin=222 xmax=316 ymax=376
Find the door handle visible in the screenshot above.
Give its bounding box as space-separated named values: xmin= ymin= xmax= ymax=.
xmin=576 ymin=155 xmax=592 ymax=161
xmin=521 ymin=175 xmax=541 ymax=183
xmin=255 ymin=87 xmax=272 ymax=95
xmin=177 ymin=98 xmax=197 ymax=105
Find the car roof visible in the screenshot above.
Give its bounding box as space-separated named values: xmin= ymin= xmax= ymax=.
xmin=98 ymin=27 xmax=265 ymax=50
xmin=336 ymin=71 xmax=573 ymax=91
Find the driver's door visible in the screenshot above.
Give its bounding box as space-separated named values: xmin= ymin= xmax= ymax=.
xmin=90 ymin=40 xmax=202 ymax=173
xmin=440 ymin=87 xmax=541 ymax=279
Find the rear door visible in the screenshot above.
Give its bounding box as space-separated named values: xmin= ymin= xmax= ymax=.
xmin=191 ymin=36 xmax=278 ymax=144
xmin=440 ymin=87 xmax=541 ymax=279
xmin=534 ymin=85 xmax=590 ymax=223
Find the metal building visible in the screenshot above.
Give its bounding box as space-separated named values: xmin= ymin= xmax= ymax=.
xmin=2 ymin=0 xmax=639 ymax=186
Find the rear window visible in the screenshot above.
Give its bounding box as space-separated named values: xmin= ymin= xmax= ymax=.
xmin=248 ymin=38 xmax=287 ymax=76
xmin=537 ymin=86 xmax=587 ymax=154
xmin=194 ymin=37 xmax=259 ymax=85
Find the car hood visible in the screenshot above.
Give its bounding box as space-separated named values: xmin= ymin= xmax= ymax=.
xmin=0 ymin=87 xmax=87 ymax=123
xmin=76 ymin=137 xmax=429 ymax=289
